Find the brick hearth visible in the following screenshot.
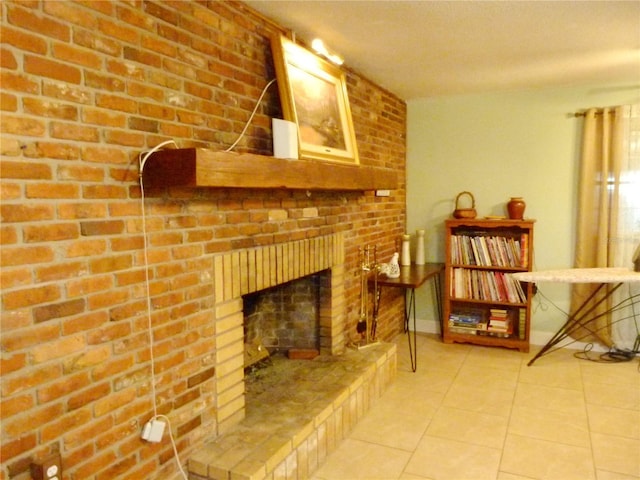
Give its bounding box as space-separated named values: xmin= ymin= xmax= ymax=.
xmin=188 ymin=232 xmax=397 ymax=479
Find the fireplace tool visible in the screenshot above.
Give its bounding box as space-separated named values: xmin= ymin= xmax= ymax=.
xmin=355 ymin=245 xmax=379 ymax=348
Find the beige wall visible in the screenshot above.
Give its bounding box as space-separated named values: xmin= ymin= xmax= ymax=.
xmin=406 ymin=83 xmax=640 ymax=340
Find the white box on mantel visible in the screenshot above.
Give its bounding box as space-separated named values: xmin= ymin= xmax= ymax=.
xmin=272 ymin=118 xmax=298 ymax=159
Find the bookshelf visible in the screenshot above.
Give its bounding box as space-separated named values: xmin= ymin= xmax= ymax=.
xmin=443 ymin=219 xmax=535 ymax=352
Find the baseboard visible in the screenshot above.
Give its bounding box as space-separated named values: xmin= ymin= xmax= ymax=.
xmin=415 ymin=318 xmax=608 ymax=352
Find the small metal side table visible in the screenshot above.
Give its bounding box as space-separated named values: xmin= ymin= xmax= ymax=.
xmin=373 ymin=263 xmax=444 ymax=372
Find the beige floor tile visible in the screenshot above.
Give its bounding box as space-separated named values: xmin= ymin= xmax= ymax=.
xmin=349 ymin=396 xmax=435 ymax=451
xmin=399 ymin=473 xmax=435 ymax=480
xmin=587 ymin=403 xmax=640 ymax=439
xmin=308 ymin=334 xmax=640 ymax=480
xmin=591 ymin=432 xmax=640 ymax=478
xmin=518 ymin=358 xmax=583 ymax=390
xmin=426 ymin=406 xmax=508 ymax=448
xmin=443 ymin=382 xmax=515 ymax=417
xmin=508 ymin=404 xmax=590 ymax=447
xmin=404 ymin=435 xmax=501 ymax=480
xmin=311 ymin=438 xmax=411 ymax=480
xmin=595 ymin=469 xmax=640 ymax=480
xmin=464 ymin=345 xmax=526 ymax=371
xmin=580 ymin=360 xmax=640 ymax=387
xmin=500 ymin=434 xmax=596 ymax=480
xmin=583 ymin=381 xmax=640 ymax=411
xmin=496 ymin=472 xmax=538 ymax=480
xmin=513 ymin=382 xmax=586 ymax=415
xmin=454 ymin=361 xmax=520 ymax=390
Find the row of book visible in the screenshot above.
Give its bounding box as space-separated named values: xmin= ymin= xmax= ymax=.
xmin=450 ymin=268 xmax=527 ymax=303
xmin=450 ymin=233 xmax=528 ymax=268
xmin=448 ymin=308 xmax=526 ymax=339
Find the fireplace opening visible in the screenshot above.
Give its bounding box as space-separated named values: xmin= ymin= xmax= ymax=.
xmin=243 ymin=271 xmax=324 ymax=371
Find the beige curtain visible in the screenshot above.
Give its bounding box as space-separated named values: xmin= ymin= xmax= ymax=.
xmin=571 ymin=107 xmax=626 ymax=346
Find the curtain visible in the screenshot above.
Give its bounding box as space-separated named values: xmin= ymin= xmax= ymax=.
xmin=571 ymin=105 xmax=640 ymax=348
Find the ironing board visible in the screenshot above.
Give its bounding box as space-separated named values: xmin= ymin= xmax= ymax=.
xmin=512 ymin=268 xmax=640 ymax=365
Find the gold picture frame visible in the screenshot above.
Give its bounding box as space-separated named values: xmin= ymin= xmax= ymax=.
xmin=271 ymin=35 xmax=359 ymax=164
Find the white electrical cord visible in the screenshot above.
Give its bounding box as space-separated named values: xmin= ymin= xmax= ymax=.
xmin=135 ymin=77 xmax=276 ymax=479
xmin=224 ymin=78 xmax=277 ymax=152
xmin=138 ymin=140 xmax=188 ymax=480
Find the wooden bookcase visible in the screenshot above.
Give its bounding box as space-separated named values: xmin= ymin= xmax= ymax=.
xmin=443 ymin=219 xmax=535 ymax=352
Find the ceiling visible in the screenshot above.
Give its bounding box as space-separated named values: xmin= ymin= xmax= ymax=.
xmin=244 ymin=1 xmax=640 ymax=100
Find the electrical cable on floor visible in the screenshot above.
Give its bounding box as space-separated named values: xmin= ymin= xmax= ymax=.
xmin=535 ymin=287 xmax=640 ymax=366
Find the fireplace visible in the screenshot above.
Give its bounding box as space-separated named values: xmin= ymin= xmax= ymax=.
xmin=243 ymin=272 xmax=324 ymax=368
xmin=211 ymin=233 xmax=346 ymax=433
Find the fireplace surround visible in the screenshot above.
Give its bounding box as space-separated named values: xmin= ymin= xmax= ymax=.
xmin=188 ymin=232 xmax=397 ymax=480
xmin=212 ymin=233 xmax=347 ymax=432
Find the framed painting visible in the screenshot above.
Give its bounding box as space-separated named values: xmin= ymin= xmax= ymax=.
xmin=271 ymin=34 xmax=359 ymax=164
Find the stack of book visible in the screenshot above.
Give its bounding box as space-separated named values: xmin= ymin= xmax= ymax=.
xmin=487 ymin=308 xmax=512 ymax=336
xmin=448 ymin=310 xmax=487 ymax=335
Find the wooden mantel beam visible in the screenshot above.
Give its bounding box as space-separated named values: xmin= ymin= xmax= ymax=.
xmin=141 ymin=148 xmax=397 ymax=191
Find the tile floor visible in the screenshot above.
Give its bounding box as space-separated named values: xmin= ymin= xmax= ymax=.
xmin=311 ymin=333 xmax=640 ymax=480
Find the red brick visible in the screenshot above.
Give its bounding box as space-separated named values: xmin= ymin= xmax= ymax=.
xmin=40 ymin=408 xmax=93 ymax=444
xmin=109 ymin=301 xmax=147 ymax=322
xmin=0 ymin=203 xmax=55 ymax=222
xmin=66 ymin=274 xmax=113 ymax=297
xmin=62 ymin=311 xmax=109 ymax=336
xmin=91 ymin=355 xmax=135 ymax=382
xmin=138 ymin=102 xmax=175 ymax=120
xmin=141 ymin=35 xmax=177 ymax=57
xmin=1 ymin=362 xmax=61 ymax=396
xmin=82 ymin=184 xmax=128 ymax=199
xmin=98 ymin=16 xmax=139 ymax=44
xmin=67 ymin=382 xmax=111 ymax=411
xmin=110 ymin=236 xmax=144 ymax=252
xmin=1 ymin=48 xmax=18 ymax=70
xmin=72 ymin=450 xmax=118 ymax=480
xmin=65 ymin=239 xmax=107 ymax=258
xmin=0 ymin=245 xmax=54 ymax=267
xmin=37 ymin=371 xmax=90 ymax=404
xmin=25 ymin=142 xmax=80 ymax=160
xmin=42 ymin=81 xmax=92 ymax=104
xmin=43 ymin=0 xmax=98 ymax=28
xmin=58 ymin=201 xmax=108 ymax=219
xmin=0 ymin=183 xmax=21 ymax=201
xmin=23 ymin=222 xmax=79 ymax=242
xmin=84 ymin=70 xmax=125 ymax=92
xmin=22 ymin=97 xmax=78 ymax=120
xmin=88 ymin=288 xmax=130 ymax=310
xmin=80 ymin=220 xmax=125 ymax=236
xmin=68 ymin=346 xmax=112 ymax=375
xmin=34 ymin=261 xmax=86 ymax=283
xmin=24 ymin=55 xmax=81 ymax=84
xmin=50 ymin=121 xmax=99 ymax=142
xmin=0 ymin=160 xmax=51 ymax=180
xmin=7 ymin=5 xmax=70 ymax=41
xmin=25 ymin=183 xmax=79 ymax=199
xmin=82 ymin=108 xmax=126 ymax=128
xmin=2 ymin=283 xmax=61 ymax=310
xmin=0 ymin=433 xmax=37 ymax=464
xmin=0 ymin=114 xmax=46 ymax=136
xmin=33 ymin=298 xmax=86 ymax=323
xmin=0 ymin=26 xmax=47 ymax=54
xmin=0 ymin=353 xmax=27 ymax=376
xmin=94 ymin=385 xmax=137 ymax=417
xmin=0 ymin=71 xmax=40 ymax=94
xmin=87 ymin=322 xmax=131 ymax=345
xmin=103 ymin=129 xmax=145 ymax=147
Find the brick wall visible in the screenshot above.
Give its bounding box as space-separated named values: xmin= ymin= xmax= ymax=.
xmin=0 ymin=1 xmax=406 ymax=479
